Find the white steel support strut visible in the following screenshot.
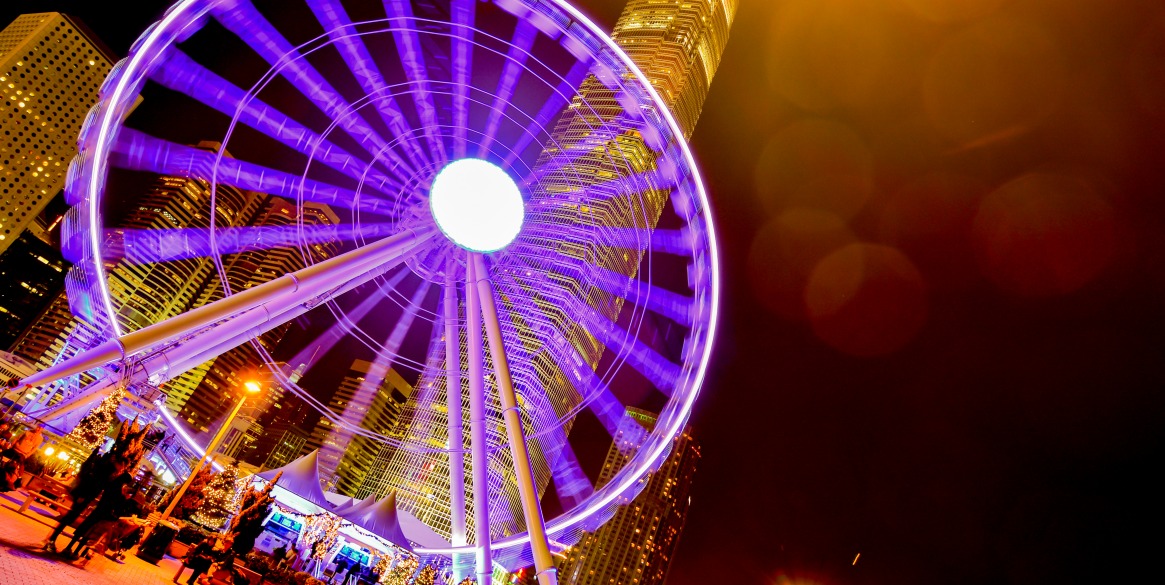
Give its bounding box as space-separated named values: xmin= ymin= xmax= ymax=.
xmin=470 ymin=252 xmax=558 ymax=585
xmin=444 ymin=261 xmax=469 ymax=579
xmin=19 ymin=226 xmax=434 ymax=391
xmin=26 ymin=248 xmax=418 ymax=425
xmin=464 ymin=255 xmax=493 ymax=584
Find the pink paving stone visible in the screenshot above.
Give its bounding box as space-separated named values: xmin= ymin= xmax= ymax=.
xmin=0 ymin=490 xmax=186 ymax=585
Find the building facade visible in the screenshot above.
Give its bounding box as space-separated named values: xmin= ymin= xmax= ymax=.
xmin=557 ymin=409 xmax=700 ymax=585
xmin=0 ymin=13 xmax=115 ymax=255
xmin=9 ymin=138 xmax=338 ymax=430
xmin=364 ymin=0 xmax=735 ymax=542
xmin=0 ymin=229 xmax=67 ymax=348
xmin=309 ymin=359 xmax=413 ymax=496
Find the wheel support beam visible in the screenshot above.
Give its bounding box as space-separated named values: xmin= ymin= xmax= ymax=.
xmin=19 ymin=226 xmax=434 ymax=391
xmin=464 ymin=255 xmax=494 ymax=584
xmin=444 ymin=262 xmax=470 ymax=580
xmin=469 ymin=252 xmax=558 ymax=585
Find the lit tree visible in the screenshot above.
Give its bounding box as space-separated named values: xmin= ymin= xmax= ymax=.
xmin=384 ymin=555 xmax=418 ymax=585
xmin=160 ymin=465 xmax=214 ymax=520
xmin=64 ymin=388 xmax=124 ymax=449
xmin=301 ymin=514 xmax=343 ymax=561
xmin=190 ymin=464 xmax=241 ymax=529
xmin=229 ymin=473 xmax=280 ymax=555
xmin=414 ymin=564 xmax=438 ymax=585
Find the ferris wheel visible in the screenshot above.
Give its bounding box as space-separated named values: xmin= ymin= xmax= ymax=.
xmin=22 ymin=0 xmax=719 ymax=581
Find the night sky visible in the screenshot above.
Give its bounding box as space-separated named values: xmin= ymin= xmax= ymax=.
xmin=5 ymin=1 xmax=1165 ymax=584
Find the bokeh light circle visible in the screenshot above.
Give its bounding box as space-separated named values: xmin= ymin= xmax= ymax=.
xmin=805 ymin=243 xmax=928 ymax=357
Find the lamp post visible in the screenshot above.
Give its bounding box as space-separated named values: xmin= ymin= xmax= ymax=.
xmin=156 ymin=380 xmax=262 ymax=527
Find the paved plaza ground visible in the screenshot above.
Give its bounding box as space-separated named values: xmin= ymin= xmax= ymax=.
xmin=0 ymin=490 xmax=184 ymax=585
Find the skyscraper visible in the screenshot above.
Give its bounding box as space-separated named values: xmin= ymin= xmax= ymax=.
xmin=10 ymin=141 xmax=266 ymax=409
xmin=168 ymin=198 xmax=339 ymax=432
xmin=0 ymin=229 xmax=67 ymax=347
xmin=0 ymin=13 xmax=117 ymax=256
xmin=556 ymin=409 xmax=700 ymax=585
xmin=308 ymin=359 xmax=414 ymax=496
xmin=365 ymin=0 xmax=735 ymax=543
xmin=9 ymin=139 xmax=338 ymax=430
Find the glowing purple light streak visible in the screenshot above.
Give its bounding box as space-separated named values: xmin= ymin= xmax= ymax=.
xmin=503 ymin=60 xmax=592 ymax=169
xmin=150 ymin=48 xmax=405 ymax=193
xmin=451 ymin=0 xmax=475 ymax=159
xmin=305 ymin=0 xmax=431 ymax=170
xmin=285 ymin=269 xmax=411 ymax=375
xmin=571 ymin=299 xmax=679 ymax=395
xmin=210 ymin=0 xmax=396 ymax=164
xmin=107 ymin=222 xmax=398 ymax=264
xmin=477 ymin=20 xmax=540 ymax=158
xmin=111 ymin=129 xmax=394 ymax=216
xmin=383 ymin=0 xmax=446 ymax=163
xmin=491 ymin=291 xmax=595 ymax=509
xmin=493 ymin=276 xmax=628 ymax=438
xmin=520 ymin=116 xmax=646 ymax=188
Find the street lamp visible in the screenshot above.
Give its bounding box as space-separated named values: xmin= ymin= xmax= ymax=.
xmin=155 ymin=379 xmax=262 ymax=528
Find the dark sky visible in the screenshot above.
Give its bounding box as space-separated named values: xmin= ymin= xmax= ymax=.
xmin=5 ymin=1 xmax=1165 ymax=584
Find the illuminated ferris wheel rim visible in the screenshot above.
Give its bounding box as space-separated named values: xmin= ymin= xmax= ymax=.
xmin=75 ymin=0 xmax=722 ymax=555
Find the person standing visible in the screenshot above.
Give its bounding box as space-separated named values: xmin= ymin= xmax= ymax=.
xmin=4 ymin=424 xmax=43 ymax=462
xmin=60 ymin=458 xmax=133 ymax=558
xmin=279 ymin=543 xmax=299 ymax=571
xmin=331 ymin=557 xmax=349 ymax=584
xmin=43 ymin=451 xmax=113 ymax=552
xmin=176 ymin=536 xmax=216 ymax=585
xmin=340 ymin=562 xmax=362 ymax=585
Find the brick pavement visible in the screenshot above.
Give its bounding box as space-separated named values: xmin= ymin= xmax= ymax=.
xmin=0 ymin=490 xmax=184 ymax=585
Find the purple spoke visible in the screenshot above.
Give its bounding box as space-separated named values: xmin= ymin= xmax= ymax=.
xmin=106 ymin=222 xmax=398 ymax=264
xmin=151 ymin=48 xmax=405 ymax=193
xmin=492 ymin=289 xmax=595 ymax=509
xmin=598 ymin=227 xmax=697 ymax=256
xmin=450 ymin=0 xmax=475 ymax=159
xmin=571 ymin=299 xmax=680 ymax=396
xmin=285 ymin=268 xmax=411 ymax=374
xmin=477 ymin=20 xmax=539 ymax=158
xmin=383 ymin=0 xmax=447 ymax=163
xmin=546 ymin=253 xmax=694 ymax=327
xmin=494 ymin=274 xmax=629 ymax=438
xmin=504 ymin=262 xmax=681 ymax=396
xmin=112 ymin=129 xmax=394 ymax=216
xmin=319 ymin=279 xmax=433 ymax=480
xmin=305 ymin=0 xmax=431 ymax=170
xmin=210 ymin=0 xmax=397 ymax=165
xmin=535 ymin=163 xmax=677 ymax=204
xmin=503 ymin=60 xmax=591 ymax=169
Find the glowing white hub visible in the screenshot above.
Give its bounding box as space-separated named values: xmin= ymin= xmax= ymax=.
xmin=429 ymin=158 xmax=525 ymax=252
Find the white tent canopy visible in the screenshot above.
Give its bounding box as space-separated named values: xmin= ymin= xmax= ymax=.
xmin=256 ymin=450 xmax=335 ymax=513
xmin=340 ymin=492 xmax=412 ymax=552
xmin=253 ymin=450 xmax=450 ymax=551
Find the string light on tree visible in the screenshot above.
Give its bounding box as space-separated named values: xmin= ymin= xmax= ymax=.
xmin=64 ymin=387 xmax=124 ymax=449
xmin=384 ymin=555 xmax=418 ymax=585
xmin=414 ymin=564 xmax=437 ymax=585
xmin=190 ymin=463 xmax=241 ymax=529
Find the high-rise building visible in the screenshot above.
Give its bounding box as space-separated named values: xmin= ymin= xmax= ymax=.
xmin=557 ymin=409 xmax=700 ymax=585
xmin=244 ymin=420 xmax=310 ymax=471
xmin=166 ymin=198 xmax=339 ymax=432
xmin=308 ymin=359 xmax=413 ymax=496
xmin=0 ymin=350 xmax=35 ymax=389
xmin=365 ymin=0 xmax=735 ymax=542
xmin=9 ymin=140 xmax=338 ymax=429
xmin=0 ymin=13 xmax=116 ymax=255
xmin=10 ymin=141 xmax=266 ymax=409
xmin=0 ymin=229 xmax=67 ymax=348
